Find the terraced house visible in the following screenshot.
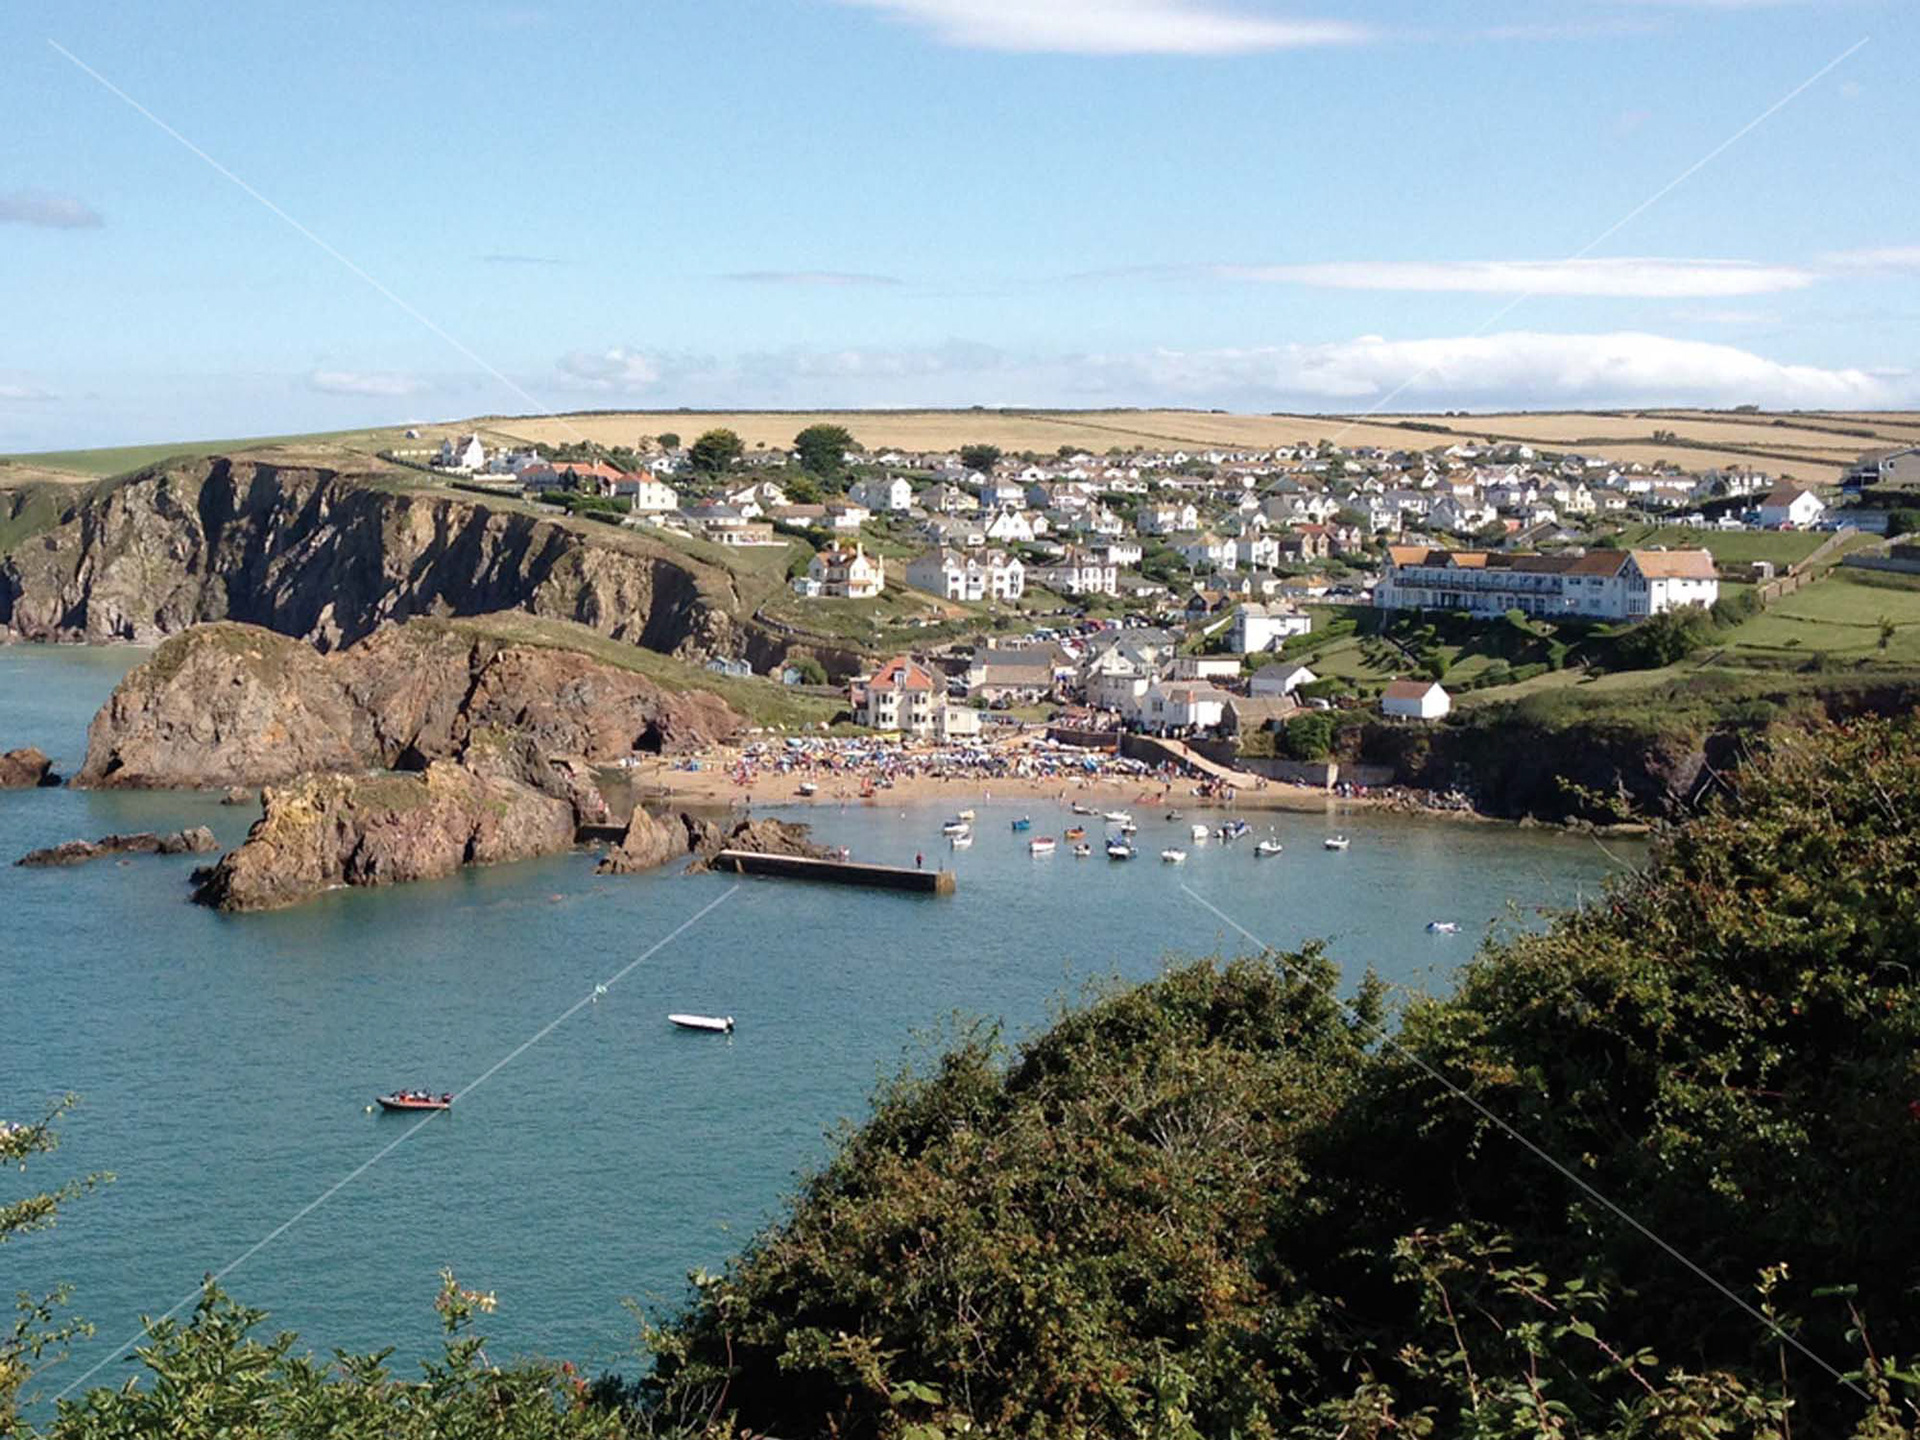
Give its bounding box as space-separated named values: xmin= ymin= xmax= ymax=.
xmin=1375 ymin=546 xmax=1718 ymax=621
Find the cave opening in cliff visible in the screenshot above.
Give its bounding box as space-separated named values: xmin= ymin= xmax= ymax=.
xmin=633 ymin=723 xmax=665 ymax=754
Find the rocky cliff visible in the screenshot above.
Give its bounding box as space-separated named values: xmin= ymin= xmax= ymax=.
xmin=0 ymin=747 xmax=58 ymax=788
xmin=191 ymin=759 xmax=578 ymax=913
xmin=0 ymin=456 xmax=768 ymax=661
xmin=75 ymin=615 xmax=742 ymax=789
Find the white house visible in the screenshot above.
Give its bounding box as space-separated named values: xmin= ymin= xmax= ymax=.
xmin=1032 ymin=549 xmax=1119 ymax=596
xmin=1755 ymin=486 xmax=1826 ymax=529
xmin=1082 ymin=644 xmax=1155 ymax=712
xmin=1381 ymin=680 xmax=1451 ymax=720
xmin=905 ymin=548 xmax=1025 ymax=603
xmin=849 ymin=475 xmax=913 ymax=513
xmin=860 ymin=655 xmax=940 ymax=734
xmin=1229 ymin=602 xmax=1312 ymax=654
xmin=1250 ymin=661 xmax=1317 ymax=698
xmin=921 ymin=483 xmax=980 ymax=514
xmin=1175 ymin=533 xmax=1239 ymax=573
xmin=1375 ymin=546 xmax=1718 ymax=621
xmin=436 ymin=434 xmax=487 ymax=471
xmin=806 ymin=541 xmax=885 ymax=599
xmin=1139 ymin=502 xmax=1200 ymax=536
xmin=615 ymin=474 xmax=679 ymax=513
xmin=1139 ymin=681 xmax=1230 ymax=734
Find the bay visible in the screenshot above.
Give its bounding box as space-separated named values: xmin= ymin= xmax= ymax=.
xmin=0 ymin=645 xmax=1637 ymax=1396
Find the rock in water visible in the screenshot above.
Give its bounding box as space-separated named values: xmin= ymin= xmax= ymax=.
xmin=192 ymin=763 xmax=574 ymax=913
xmin=17 ymin=826 xmax=218 ymax=867
xmin=0 ymin=747 xmax=59 ymax=788
xmin=75 ymin=617 xmax=741 ymax=789
xmin=682 ymin=817 xmax=829 ymax=874
xmin=594 ymin=808 xmax=694 ymax=875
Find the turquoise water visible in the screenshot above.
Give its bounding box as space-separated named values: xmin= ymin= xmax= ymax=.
xmin=0 ymin=645 xmax=1637 ymax=1397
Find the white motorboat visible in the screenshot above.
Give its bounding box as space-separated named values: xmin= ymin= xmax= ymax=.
xmin=1106 ymin=841 xmax=1135 ymax=860
xmin=669 ymin=1013 xmax=735 ymax=1033
xmin=949 ymin=832 xmax=973 ymax=849
xmin=1426 ymin=921 xmax=1460 ymax=935
xmin=1029 ymin=837 xmax=1057 ymax=856
xmin=1190 ymin=823 xmax=1209 ymax=841
xmin=1071 ymin=802 xmax=1095 ymax=816
xmin=956 ymin=808 xmax=975 ymax=820
xmin=1255 ymin=839 xmax=1284 ymax=857
xmin=1103 ymin=810 xmax=1132 ymax=824
xmin=940 ymin=818 xmax=971 ymax=836
xmin=1324 ymin=835 xmax=1350 ymax=851
xmin=1071 ymin=842 xmax=1092 ymax=858
xmin=1160 ymin=848 xmax=1187 ymax=864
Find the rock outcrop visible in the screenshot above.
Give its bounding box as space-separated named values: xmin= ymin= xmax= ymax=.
xmin=75 ymin=616 xmax=742 ymax=789
xmin=682 ymin=816 xmax=831 ymax=873
xmin=0 ymin=747 xmax=58 ymax=788
xmin=0 ymin=456 xmax=861 ymax=679
xmin=17 ymin=827 xmax=217 ymax=867
xmin=594 ymin=807 xmax=694 ymax=875
xmin=191 ymin=762 xmax=575 ymax=913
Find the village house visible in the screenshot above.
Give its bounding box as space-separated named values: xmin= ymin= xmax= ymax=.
xmin=1375 ymin=546 xmax=1719 ymax=621
xmin=905 ymin=548 xmax=1025 ymax=603
xmin=859 ymin=655 xmax=940 ymax=733
xmin=920 ymin=483 xmax=980 ymax=514
xmin=1250 ymin=660 xmax=1317 ymax=698
xmin=1381 ymin=679 xmax=1451 ymax=721
xmin=848 ymin=475 xmax=913 ymax=513
xmin=983 ymin=508 xmax=1043 ymax=544
xmin=436 ymin=434 xmax=487 ymax=471
xmin=1136 ymin=680 xmax=1230 ymax=735
xmin=1844 ymin=446 xmax=1920 ymax=491
xmin=607 ymin=472 xmax=679 ymax=513
xmin=1755 ymin=485 xmax=1826 ymax=529
xmin=1139 ymin=502 xmax=1200 ymax=536
xmin=1031 ymin=548 xmax=1119 ymax=597
xmin=921 ymin=515 xmax=986 ymax=549
xmin=964 ymin=646 xmax=1058 ymax=704
xmin=1229 ymin=602 xmax=1312 ymax=654
xmin=804 ymin=541 xmax=885 ymax=599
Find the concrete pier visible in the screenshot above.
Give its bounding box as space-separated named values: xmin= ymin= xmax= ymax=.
xmin=709 ymin=850 xmax=956 ymax=895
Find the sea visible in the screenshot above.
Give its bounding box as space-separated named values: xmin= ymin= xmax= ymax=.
xmin=0 ymin=644 xmax=1639 ymax=1399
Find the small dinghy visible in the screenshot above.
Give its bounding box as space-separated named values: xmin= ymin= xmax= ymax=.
xmin=1219 ymin=819 xmax=1251 ymax=841
xmin=1071 ymin=802 xmax=1095 ymax=815
xmin=956 ymin=808 xmax=975 ymax=820
xmin=796 ymin=781 xmax=817 ymax=797
xmin=1071 ymin=842 xmax=1092 ymax=858
xmin=1160 ymin=847 xmax=1187 ymax=864
xmin=1165 ymin=809 xmax=1184 ymax=821
xmin=1190 ymin=823 xmax=1209 ymax=841
xmin=669 ymin=1013 xmax=736 ymax=1033
xmin=1029 ymin=837 xmax=1057 ymax=855
xmin=1064 ymin=825 xmax=1086 ymax=840
xmin=949 ymin=832 xmax=973 ymax=849
xmin=1010 ymin=816 xmax=1032 ymax=832
xmin=377 ymin=1091 xmax=452 ymax=1112
xmin=1324 ymin=835 xmax=1350 ymax=851
xmin=1103 ymin=810 xmax=1132 ymax=824
xmin=1255 ymin=839 xmax=1284 ymax=857
xmin=1426 ymin=921 xmax=1459 ymax=935
xmin=1106 ymin=841 xmax=1135 ymax=860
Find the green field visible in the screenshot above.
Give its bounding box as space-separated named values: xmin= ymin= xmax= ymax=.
xmin=1605 ymin=523 xmax=1828 ymax=568
xmin=0 ymin=425 xmax=423 ymax=481
xmin=1715 ymin=568 xmax=1920 ymax=664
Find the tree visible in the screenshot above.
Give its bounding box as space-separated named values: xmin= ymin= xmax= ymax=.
xmin=686 ymin=428 xmax=743 ymax=476
xmin=1277 ymin=710 xmax=1338 ymax=760
xmin=655 ymin=431 xmax=681 ymax=450
xmin=793 ymin=424 xmax=855 ymax=479
xmin=2 ymin=1096 xmax=109 ymax=1424
xmin=783 ymin=473 xmax=823 ymax=505
xmin=958 ymin=444 xmax=1001 ymax=474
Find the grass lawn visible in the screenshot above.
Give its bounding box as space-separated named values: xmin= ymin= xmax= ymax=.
xmin=1715 ymin=569 xmax=1920 ymax=664
xmin=1606 ymin=524 xmax=1827 ymax=568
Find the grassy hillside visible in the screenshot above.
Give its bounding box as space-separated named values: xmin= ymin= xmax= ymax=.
xmin=434 ymin=613 xmax=841 ymax=729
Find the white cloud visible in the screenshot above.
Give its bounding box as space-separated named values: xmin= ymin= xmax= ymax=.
xmin=307 ymin=369 xmax=426 ymax=398
xmin=551 ymin=331 xmax=1909 ymax=412
xmin=1211 ymin=257 xmax=1818 ymax=298
xmin=0 ymin=381 xmax=57 ymax=403
xmin=1819 ymin=246 xmax=1920 ymax=273
xmin=0 ymin=189 xmax=103 ymax=229
xmin=836 ymin=0 xmax=1369 ymax=54
xmin=1098 ymin=331 xmax=1909 ymax=409
xmin=553 ymin=348 xmax=672 ymax=393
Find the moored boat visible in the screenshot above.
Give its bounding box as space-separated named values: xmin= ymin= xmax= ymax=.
xmin=950 ymin=832 xmax=973 ymax=849
xmin=1324 ymin=835 xmax=1350 ymax=851
xmin=1029 ymin=837 xmax=1057 ymax=855
xmin=669 ymin=1013 xmax=736 ymax=1033
xmin=1106 ymin=840 xmax=1135 ymax=860
xmin=1064 ymin=826 xmax=1086 ymax=840
xmin=1190 ymin=823 xmax=1209 ymax=841
xmin=1160 ymin=847 xmax=1187 ymax=864
xmin=1426 ymin=921 xmax=1459 ymax=935
xmin=1103 ymin=811 xmax=1131 ymax=824
xmin=1071 ymin=842 xmax=1092 ymax=857
xmin=797 ymin=781 xmax=817 ymax=797
xmin=941 ymin=818 xmax=971 ymax=836
xmin=376 ymin=1091 xmax=451 ymax=1112
xmin=1071 ymin=802 xmax=1095 ymax=815
xmin=1011 ymin=816 xmax=1032 ymax=832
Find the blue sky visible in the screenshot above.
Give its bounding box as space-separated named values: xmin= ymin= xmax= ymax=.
xmin=2 ymin=0 xmax=1914 ymax=451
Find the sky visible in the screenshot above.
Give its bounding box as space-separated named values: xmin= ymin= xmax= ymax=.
xmin=1 ymin=0 xmax=1915 ymax=452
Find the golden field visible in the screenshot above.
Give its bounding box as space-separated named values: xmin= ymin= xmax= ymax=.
xmin=10 ymin=409 xmax=1919 ymax=488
